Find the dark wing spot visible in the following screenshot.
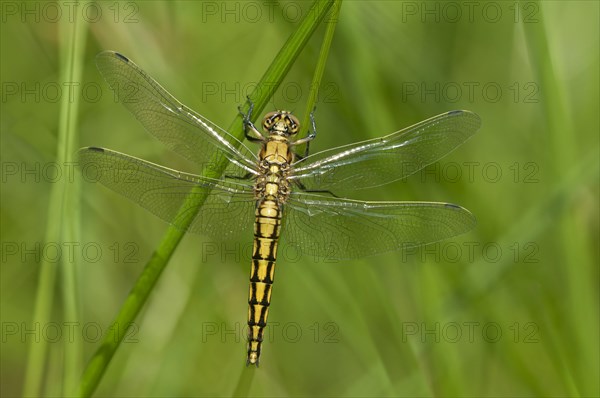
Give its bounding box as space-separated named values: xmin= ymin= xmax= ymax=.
xmin=447 ymin=110 xmax=464 ymax=116
xmin=87 ymin=147 xmax=105 ymax=153
xmin=114 ymin=52 xmax=129 ymax=63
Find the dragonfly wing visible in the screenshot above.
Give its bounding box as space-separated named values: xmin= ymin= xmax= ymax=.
xmin=78 ymin=147 xmax=256 ymax=241
xmin=291 ymin=110 xmax=481 ymax=195
xmin=96 ymin=51 xmax=257 ymax=178
xmin=281 ymin=191 xmax=476 ymax=259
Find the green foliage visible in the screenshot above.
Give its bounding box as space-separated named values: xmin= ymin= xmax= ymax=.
xmin=1 ymin=1 xmax=598 ymax=397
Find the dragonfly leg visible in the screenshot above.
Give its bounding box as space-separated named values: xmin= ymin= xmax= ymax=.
xmin=238 ymin=98 xmax=264 ymax=142
xmin=293 ymin=180 xmax=339 ymax=198
xmin=238 ymin=95 xmax=255 ymax=119
xmin=292 ymin=106 xmax=317 ymax=158
xmin=309 ymin=106 xmax=318 ymax=138
xmin=224 ymin=171 xmax=256 ymax=181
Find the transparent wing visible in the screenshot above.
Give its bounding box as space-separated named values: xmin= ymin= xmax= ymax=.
xmin=291 ymin=110 xmax=481 ymax=195
xmin=281 ymin=191 xmax=476 ymax=259
xmin=78 ymin=147 xmax=256 ymax=241
xmin=96 ymin=51 xmax=257 ymax=178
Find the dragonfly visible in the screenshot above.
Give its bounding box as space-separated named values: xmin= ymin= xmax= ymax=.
xmin=79 ymin=51 xmax=481 ymax=366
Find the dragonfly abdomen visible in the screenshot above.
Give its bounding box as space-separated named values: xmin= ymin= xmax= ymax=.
xmin=247 ymin=198 xmax=283 ymax=366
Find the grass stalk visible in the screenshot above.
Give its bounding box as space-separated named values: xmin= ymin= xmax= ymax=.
xmin=22 ymin=8 xmax=88 ymax=397
xmin=300 ymin=0 xmax=343 ymax=140
xmin=521 ymin=1 xmax=587 ymax=395
xmin=58 ymin=9 xmax=88 ymax=394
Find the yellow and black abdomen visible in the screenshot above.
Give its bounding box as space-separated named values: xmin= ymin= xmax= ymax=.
xmin=247 ymin=134 xmax=292 ymax=366
xmin=247 ymin=197 xmax=283 ymax=365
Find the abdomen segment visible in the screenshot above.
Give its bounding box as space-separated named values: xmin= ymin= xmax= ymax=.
xmin=247 ymin=199 xmax=282 ymax=366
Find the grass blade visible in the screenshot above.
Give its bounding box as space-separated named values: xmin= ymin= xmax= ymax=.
xmin=522 ymin=2 xmax=589 ymax=395
xmin=300 ymin=0 xmax=343 ymax=140
xmin=22 ymin=6 xmax=88 ymax=397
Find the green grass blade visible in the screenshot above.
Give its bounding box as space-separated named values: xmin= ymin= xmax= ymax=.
xmin=75 ymin=1 xmax=335 ymax=396
xmin=231 ymin=366 xmax=256 ymax=397
xmin=22 ymin=7 xmax=88 ymax=397
xmin=521 ymin=2 xmax=587 ymax=395
xmin=300 ymin=0 xmax=343 ymax=140
xmin=58 ymin=11 xmax=88 ymax=394
xmin=240 ymin=0 xmax=336 ymax=123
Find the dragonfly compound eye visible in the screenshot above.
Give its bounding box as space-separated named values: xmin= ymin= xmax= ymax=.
xmin=285 ymin=114 xmax=300 ymax=134
xmin=262 ymin=111 xmax=282 ymax=131
xmin=262 ymin=111 xmax=300 ymax=136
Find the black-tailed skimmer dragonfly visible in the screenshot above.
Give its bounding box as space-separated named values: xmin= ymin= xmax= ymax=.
xmin=79 ymin=51 xmax=481 ymax=366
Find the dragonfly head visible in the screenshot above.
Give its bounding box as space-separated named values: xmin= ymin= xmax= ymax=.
xmin=262 ymin=110 xmax=300 ymax=137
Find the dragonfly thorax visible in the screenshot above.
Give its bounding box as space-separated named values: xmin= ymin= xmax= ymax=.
xmin=262 ymin=110 xmax=299 ymax=137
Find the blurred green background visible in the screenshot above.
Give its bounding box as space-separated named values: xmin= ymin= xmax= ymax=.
xmin=1 ymin=1 xmax=598 ymax=397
